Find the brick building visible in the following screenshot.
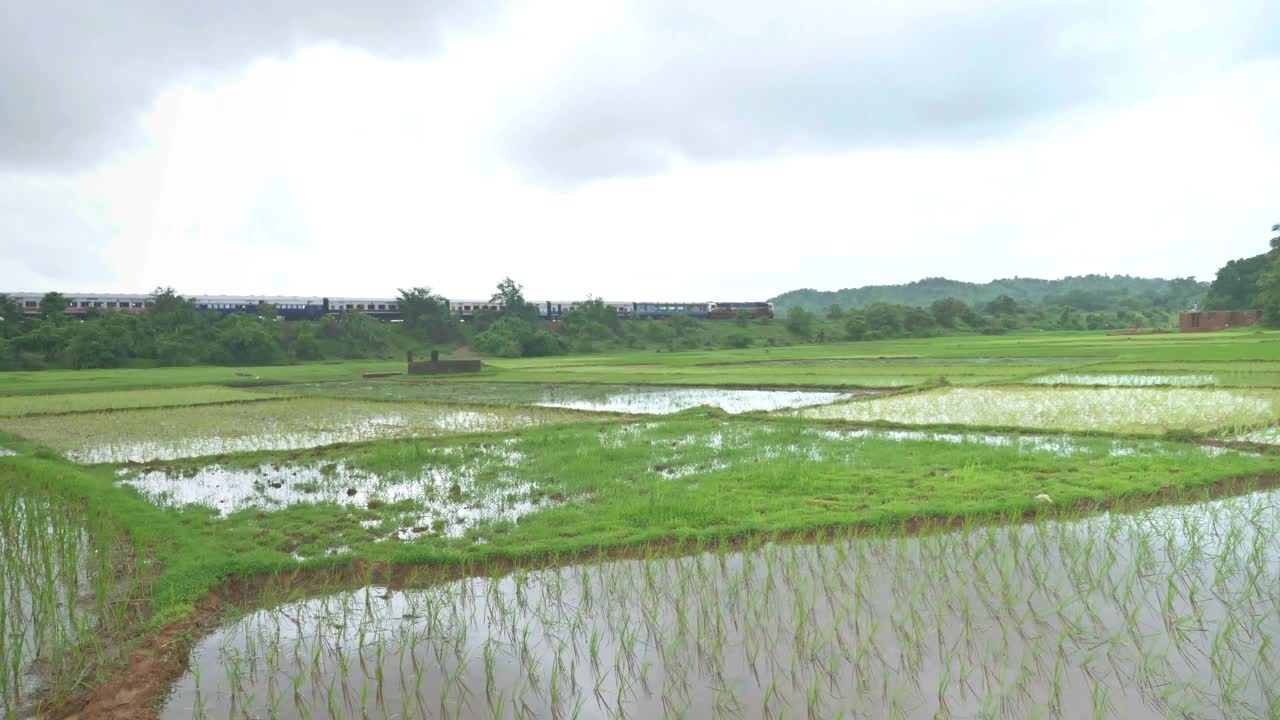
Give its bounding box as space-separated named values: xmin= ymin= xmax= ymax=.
xmin=1179 ymin=309 xmax=1263 ymax=333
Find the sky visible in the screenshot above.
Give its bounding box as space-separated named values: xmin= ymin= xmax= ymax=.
xmin=2 ymin=0 xmax=1278 ymax=301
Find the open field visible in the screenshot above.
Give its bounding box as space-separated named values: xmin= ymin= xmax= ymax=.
xmin=3 ymin=329 xmax=1280 ymax=718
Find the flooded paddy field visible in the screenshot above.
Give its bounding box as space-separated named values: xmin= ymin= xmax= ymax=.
xmin=802 ymin=386 xmax=1280 ymax=434
xmin=267 ymin=380 xmax=867 ymax=414
xmin=166 ymin=490 xmax=1280 ymax=719
xmin=100 ymin=419 xmax=1276 ymax=563
xmin=8 ymin=331 xmax=1280 ymax=718
xmin=0 ymin=398 xmax=603 ymax=464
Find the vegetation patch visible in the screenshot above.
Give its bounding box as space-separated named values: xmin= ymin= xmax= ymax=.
xmin=0 ymin=398 xmax=605 ymax=463
xmin=0 ymin=385 xmax=267 ymax=417
xmin=802 ymin=386 xmax=1280 ymax=434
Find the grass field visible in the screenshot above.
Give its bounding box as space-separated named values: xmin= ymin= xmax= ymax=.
xmin=2 ymin=328 xmax=1279 ymax=718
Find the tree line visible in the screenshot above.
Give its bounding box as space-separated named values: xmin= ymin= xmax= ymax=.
xmin=772 ymin=274 xmax=1206 ymax=316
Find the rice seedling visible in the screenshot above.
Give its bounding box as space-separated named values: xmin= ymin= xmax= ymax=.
xmin=0 ymin=483 xmax=145 ymax=718
xmin=159 ymin=488 xmax=1280 ymax=719
xmin=1028 ymin=373 xmax=1218 ymax=387
xmin=801 ymin=385 xmax=1280 ymax=434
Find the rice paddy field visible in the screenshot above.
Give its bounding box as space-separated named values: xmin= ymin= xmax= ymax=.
xmin=4 ymin=329 xmax=1280 ymax=719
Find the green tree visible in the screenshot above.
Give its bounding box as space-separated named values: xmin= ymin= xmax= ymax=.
xmin=844 ymin=310 xmax=868 ymax=340
xmin=215 ymin=313 xmax=281 ymax=365
xmin=826 ymin=304 xmax=845 ymax=320
xmin=147 ymin=288 xmax=202 ymax=331
xmin=985 ymin=295 xmax=1018 ymax=316
xmin=864 ymin=303 xmax=904 ymax=338
xmin=929 ymin=297 xmax=969 ymax=328
xmin=784 ymin=306 xmax=815 ymax=339
xmin=1260 ymin=226 xmax=1280 ymax=328
xmin=1204 ymin=254 xmax=1267 ymax=310
xmin=256 ymin=301 xmax=278 ymax=320
xmin=38 ymin=291 xmax=69 ymax=321
xmin=560 ymin=299 xmax=622 ymax=351
xmin=398 ymin=287 xmax=457 ymax=343
xmin=473 ymin=316 xmax=564 ymax=358
xmin=0 ymin=295 xmax=22 ymax=337
xmin=903 ymin=307 xmax=938 ymax=336
xmin=65 ymin=321 xmax=131 ymax=368
xmin=491 ymin=277 xmax=539 ymax=324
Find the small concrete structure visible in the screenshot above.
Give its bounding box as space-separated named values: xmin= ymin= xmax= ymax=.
xmin=1179 ymin=309 xmax=1263 ymax=333
xmin=408 ymin=350 xmax=482 ymax=375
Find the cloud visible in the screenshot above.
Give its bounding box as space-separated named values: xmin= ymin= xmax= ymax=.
xmin=0 ymin=0 xmax=493 ymax=170
xmin=499 ymin=0 xmax=1279 ymax=185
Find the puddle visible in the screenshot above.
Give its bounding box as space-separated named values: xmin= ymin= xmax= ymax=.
xmin=163 ymin=490 xmax=1280 ymax=719
xmin=115 ymin=443 xmax=559 ymax=545
xmin=1030 ymin=374 xmax=1217 ymax=386
xmin=532 ymin=387 xmax=863 ymax=414
xmin=801 ymin=386 xmax=1278 ymax=433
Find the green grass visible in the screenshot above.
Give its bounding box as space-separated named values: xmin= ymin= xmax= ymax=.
xmin=0 ymin=360 xmax=404 ymax=396
xmin=0 ymin=385 xmax=267 ymax=417
xmin=802 ymin=385 xmax=1280 ymax=434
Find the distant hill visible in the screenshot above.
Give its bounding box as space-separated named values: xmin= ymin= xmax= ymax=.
xmin=770 ymin=275 xmax=1206 ymax=314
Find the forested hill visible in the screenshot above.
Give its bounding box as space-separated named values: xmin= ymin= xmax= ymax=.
xmin=770 ymin=275 xmax=1206 ymax=314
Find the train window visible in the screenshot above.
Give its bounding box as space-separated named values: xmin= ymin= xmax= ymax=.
xmin=106 ymin=302 xmax=116 ymax=308
xmin=25 ymin=301 xmax=36 ymax=307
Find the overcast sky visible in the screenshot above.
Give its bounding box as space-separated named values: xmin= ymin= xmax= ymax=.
xmin=2 ymin=0 xmax=1277 ymax=300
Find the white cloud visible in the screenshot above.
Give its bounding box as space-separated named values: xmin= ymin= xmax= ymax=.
xmin=2 ymin=1 xmax=1277 ymax=300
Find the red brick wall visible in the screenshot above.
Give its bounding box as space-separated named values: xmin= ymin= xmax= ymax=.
xmin=1179 ymin=310 xmax=1263 ymax=332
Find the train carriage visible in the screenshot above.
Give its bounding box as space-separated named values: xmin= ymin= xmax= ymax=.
xmin=5 ymin=292 xmax=773 ymax=322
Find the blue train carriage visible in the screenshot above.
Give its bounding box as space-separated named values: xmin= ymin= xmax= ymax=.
xmin=708 ymin=301 xmax=774 ymax=320
xmin=633 ymin=302 xmax=710 ymax=319
xmin=195 ymin=295 xmax=327 ymax=320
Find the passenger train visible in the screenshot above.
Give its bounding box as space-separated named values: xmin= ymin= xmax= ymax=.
xmin=5 ymin=293 xmax=774 ymax=321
